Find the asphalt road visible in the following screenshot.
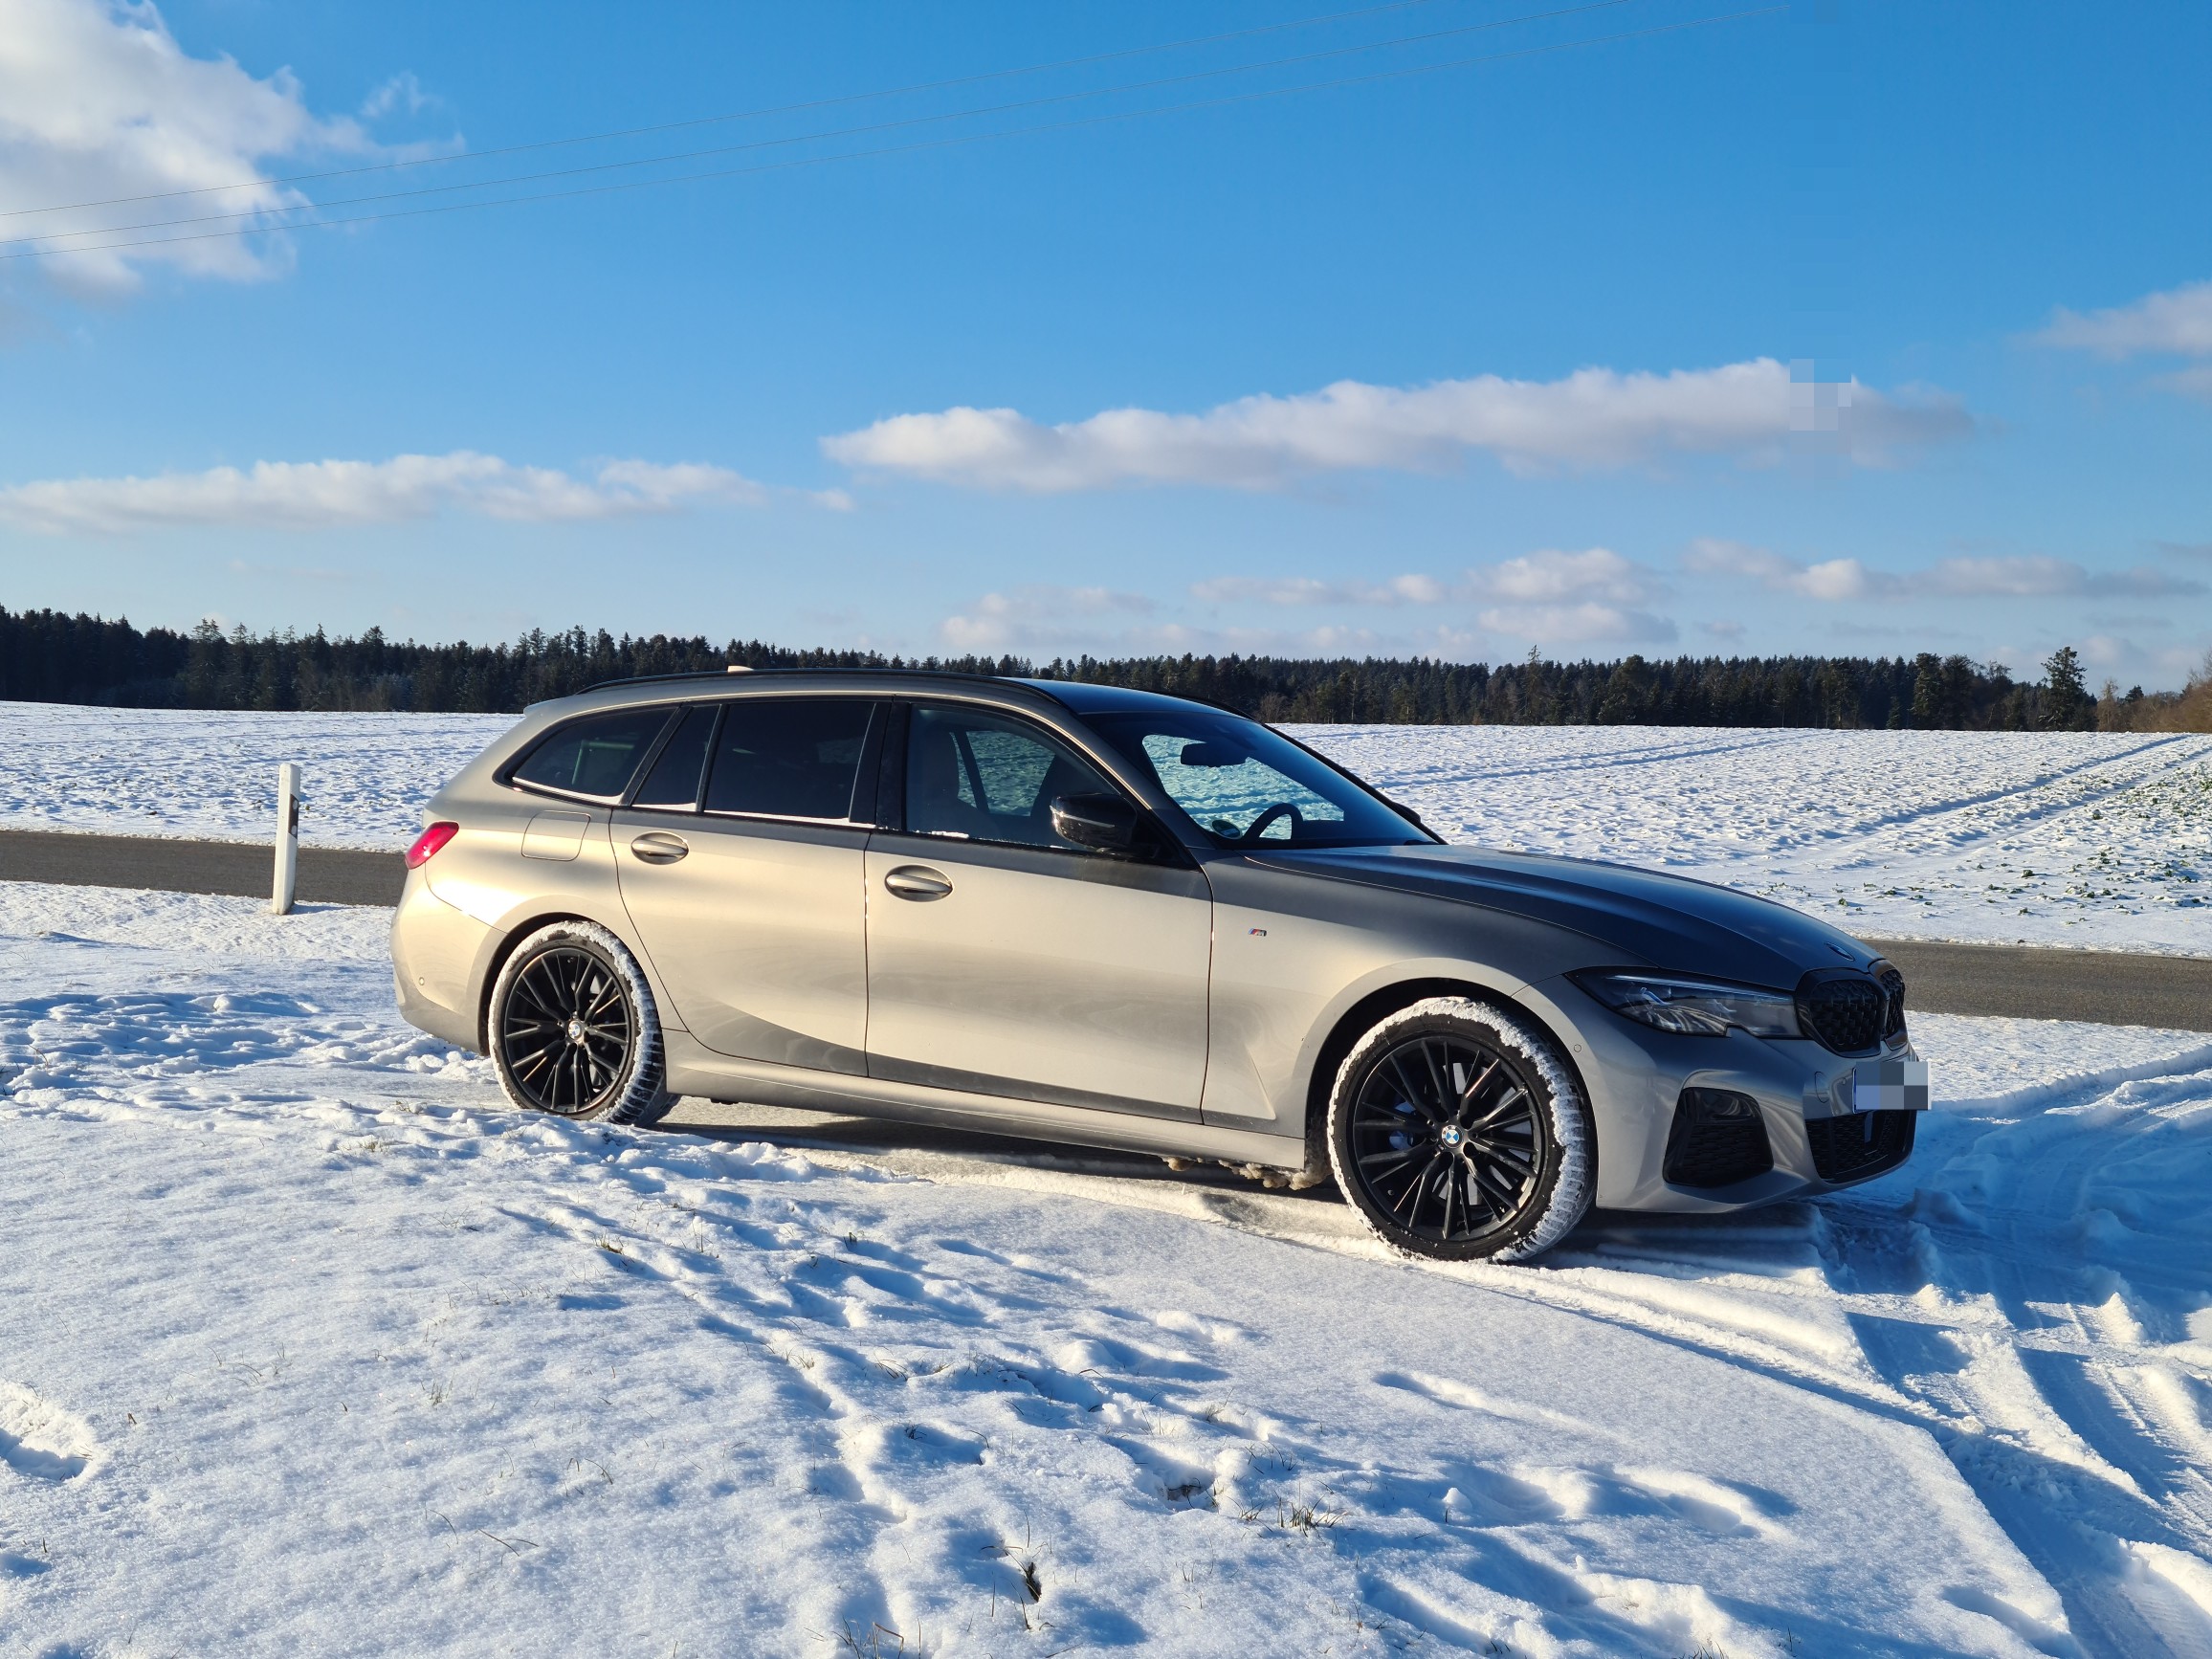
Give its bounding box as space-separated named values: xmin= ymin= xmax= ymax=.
xmin=1862 ymin=937 xmax=2212 ymax=1032
xmin=0 ymin=828 xmax=405 ymax=907
xmin=1 ymin=829 xmax=2205 ymax=1030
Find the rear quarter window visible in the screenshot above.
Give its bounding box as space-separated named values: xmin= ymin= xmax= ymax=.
xmin=509 ymin=708 xmax=675 ymax=801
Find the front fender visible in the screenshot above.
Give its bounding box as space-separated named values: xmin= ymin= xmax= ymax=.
xmin=1198 ymin=852 xmax=1637 ymax=1143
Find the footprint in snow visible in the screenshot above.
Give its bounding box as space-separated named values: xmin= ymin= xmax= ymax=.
xmin=1051 ymin=1335 xmax=1228 ymax=1382
xmin=1374 ymin=1368 xmax=1599 ymax=1437
xmin=0 ymin=1382 xmax=99 ymax=1483
xmin=1145 ymin=1307 xmax=1256 ymax=1346
xmin=1515 ymin=1462 xmax=1791 ymax=1539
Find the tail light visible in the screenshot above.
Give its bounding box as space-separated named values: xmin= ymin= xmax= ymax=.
xmin=406 ymin=822 xmax=459 ymax=869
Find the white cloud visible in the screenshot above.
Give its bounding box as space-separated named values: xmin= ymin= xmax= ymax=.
xmin=934 ymin=586 xmax=1486 ymax=659
xmin=2157 ymin=364 xmax=2212 ymax=402
xmin=2034 ymin=279 xmax=2212 ymax=360
xmin=1188 ymin=573 xmax=1446 ymax=607
xmin=1475 ymin=603 xmax=1676 ymax=646
xmin=1475 ymin=547 xmax=1657 ymax=606
xmin=360 ymin=72 xmax=433 ymax=122
xmin=1682 ymin=538 xmax=2203 ymax=601
xmin=1683 ymin=538 xmax=1890 ymax=600
xmin=1193 ymin=548 xmax=1662 ymax=614
xmin=940 ymin=586 xmax=1158 ymax=652
xmin=0 ymin=452 xmax=770 ymax=532
xmin=1184 ymin=548 xmax=1673 ymax=645
xmin=824 ymin=359 xmax=1971 ymax=493
xmin=1918 ymin=556 xmax=2201 ymax=599
xmin=0 ymin=0 xmax=370 ymax=289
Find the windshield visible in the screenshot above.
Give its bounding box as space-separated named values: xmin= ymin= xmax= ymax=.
xmin=1080 ymin=707 xmax=1427 ymax=850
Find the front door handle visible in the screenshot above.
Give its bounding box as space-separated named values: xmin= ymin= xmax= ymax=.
xmin=630 ymin=831 xmax=690 ymax=865
xmin=883 ymin=864 xmax=953 ymax=901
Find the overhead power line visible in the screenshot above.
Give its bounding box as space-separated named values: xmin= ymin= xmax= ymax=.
xmin=1 ymin=6 xmax=1783 ymax=265
xmin=6 ymin=0 xmax=1645 ymax=253
xmin=0 ymin=0 xmax=1468 ymax=222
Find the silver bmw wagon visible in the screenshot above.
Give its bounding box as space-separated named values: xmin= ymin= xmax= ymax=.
xmin=392 ymin=670 xmax=1926 ymax=1261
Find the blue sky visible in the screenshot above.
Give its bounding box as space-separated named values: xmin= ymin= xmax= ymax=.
xmin=2 ymin=0 xmax=2208 ymax=686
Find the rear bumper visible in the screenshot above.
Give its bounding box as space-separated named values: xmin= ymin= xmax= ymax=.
xmin=389 ymin=870 xmax=493 ymax=1052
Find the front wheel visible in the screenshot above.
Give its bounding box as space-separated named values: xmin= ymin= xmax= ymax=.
xmin=487 ymin=919 xmax=674 ymax=1126
xmin=1326 ymin=998 xmax=1592 ymax=1262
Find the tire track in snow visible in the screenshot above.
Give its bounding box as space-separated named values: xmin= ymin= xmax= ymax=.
xmin=749 ymin=1042 xmax=2212 ymax=1657
xmin=8 ymin=952 xmax=2180 ymax=1653
xmin=1820 ymin=1065 xmax=2212 ymax=1657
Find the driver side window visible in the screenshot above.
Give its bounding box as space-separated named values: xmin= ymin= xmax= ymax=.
xmin=905 ymin=706 xmax=1119 ymax=852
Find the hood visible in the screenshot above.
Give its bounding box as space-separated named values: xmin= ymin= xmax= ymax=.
xmin=1251 ymin=843 xmax=1879 ymax=989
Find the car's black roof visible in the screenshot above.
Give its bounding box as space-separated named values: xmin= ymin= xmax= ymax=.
xmin=1006 ymin=677 xmax=1238 ymax=717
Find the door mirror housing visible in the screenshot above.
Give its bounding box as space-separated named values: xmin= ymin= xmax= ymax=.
xmin=1050 ymin=792 xmax=1139 ymax=854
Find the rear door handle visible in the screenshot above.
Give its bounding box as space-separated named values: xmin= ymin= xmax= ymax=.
xmin=630 ymin=831 xmax=690 ymax=865
xmin=883 ymin=864 xmax=953 ymax=901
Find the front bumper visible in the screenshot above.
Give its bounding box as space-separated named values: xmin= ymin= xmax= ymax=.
xmin=1527 ymin=973 xmax=1926 ymax=1213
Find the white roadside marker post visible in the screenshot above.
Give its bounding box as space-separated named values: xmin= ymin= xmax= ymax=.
xmin=272 ymin=762 xmax=301 ymax=915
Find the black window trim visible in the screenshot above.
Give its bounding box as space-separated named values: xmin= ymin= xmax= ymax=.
xmin=621 ymin=701 xmax=723 ymax=815
xmin=872 ymin=701 xmax=909 ymax=830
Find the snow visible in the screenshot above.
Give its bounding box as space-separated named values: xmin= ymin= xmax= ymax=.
xmin=3 ymin=702 xmax=2207 ymax=953
xmin=5 ymin=881 xmax=2211 ymax=1655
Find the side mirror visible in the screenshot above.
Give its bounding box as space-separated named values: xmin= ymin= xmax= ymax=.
xmin=1050 ymin=792 xmax=1139 ymax=854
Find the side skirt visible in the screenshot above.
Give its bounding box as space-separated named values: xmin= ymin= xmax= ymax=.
xmin=664 ymin=1032 xmax=1310 ymax=1171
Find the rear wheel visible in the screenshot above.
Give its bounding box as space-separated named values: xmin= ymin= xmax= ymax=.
xmin=488 ymin=920 xmax=674 ymax=1126
xmin=1326 ymin=998 xmax=1591 ymax=1262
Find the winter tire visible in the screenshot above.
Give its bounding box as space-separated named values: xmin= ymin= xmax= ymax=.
xmin=1327 ymin=997 xmax=1591 ymax=1263
xmin=487 ymin=919 xmax=675 ymax=1126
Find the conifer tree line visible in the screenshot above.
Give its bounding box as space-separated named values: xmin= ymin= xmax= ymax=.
xmin=2 ymin=607 xmax=2201 ymax=730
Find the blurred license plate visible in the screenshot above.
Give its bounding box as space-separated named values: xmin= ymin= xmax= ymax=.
xmin=1844 ymin=1058 xmax=1930 ymax=1113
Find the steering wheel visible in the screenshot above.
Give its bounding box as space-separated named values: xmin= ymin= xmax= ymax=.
xmin=1239 ymin=802 xmax=1305 ymax=843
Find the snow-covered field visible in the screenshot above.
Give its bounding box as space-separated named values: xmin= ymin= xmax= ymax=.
xmin=4 ymin=882 xmax=2211 ymax=1656
xmin=2 ymin=702 xmax=2207 ymax=952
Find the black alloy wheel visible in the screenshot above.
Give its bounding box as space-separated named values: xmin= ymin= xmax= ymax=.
xmin=497 ymin=944 xmax=637 ymax=1116
xmin=1344 ymin=1031 xmax=1549 ymax=1249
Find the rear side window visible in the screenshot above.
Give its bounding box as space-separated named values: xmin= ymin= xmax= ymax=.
xmin=631 ymin=705 xmax=718 ymax=811
xmin=511 ymin=708 xmax=674 ymax=801
xmin=704 ymin=698 xmax=874 ymax=821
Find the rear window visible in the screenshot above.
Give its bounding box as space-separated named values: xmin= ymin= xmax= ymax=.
xmin=704 ymin=698 xmax=875 ymax=821
xmin=510 ymin=708 xmax=675 ymax=801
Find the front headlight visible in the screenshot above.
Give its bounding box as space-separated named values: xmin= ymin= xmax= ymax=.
xmin=1571 ymin=970 xmax=1802 ymax=1039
